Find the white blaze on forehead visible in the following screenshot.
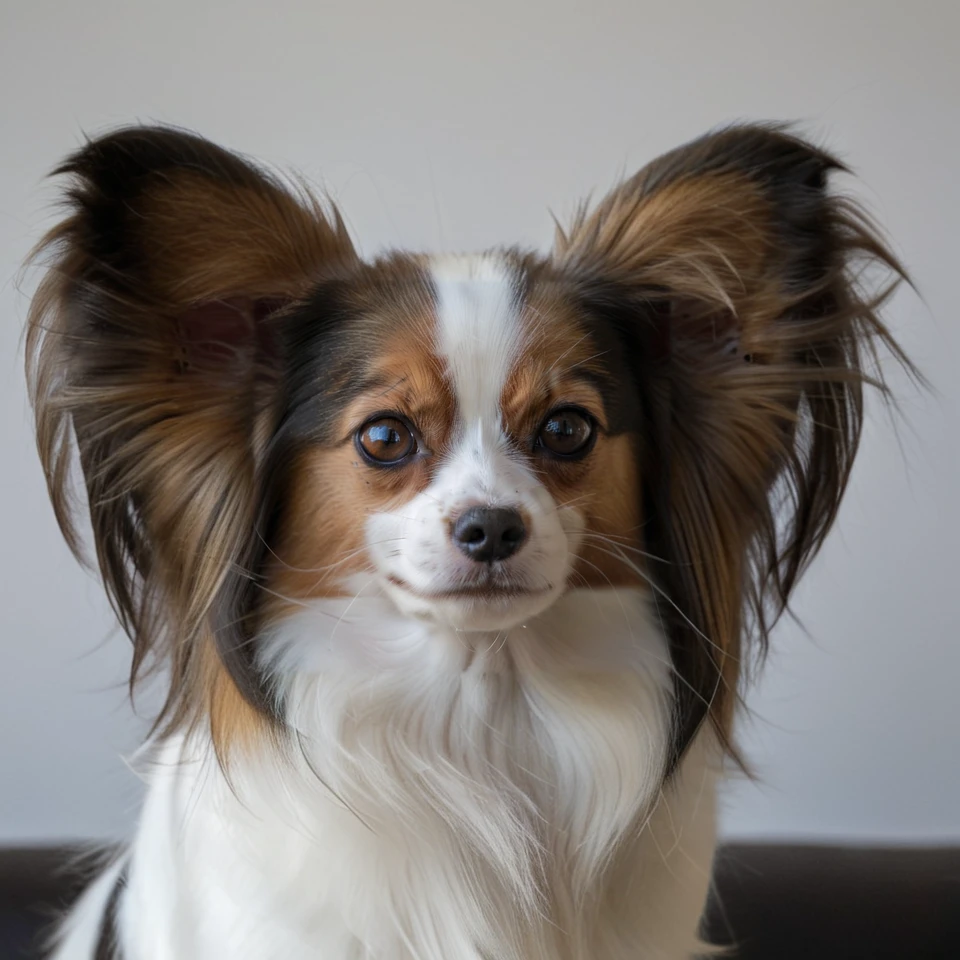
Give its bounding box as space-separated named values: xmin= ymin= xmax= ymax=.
xmin=428 ymin=254 xmax=521 ymax=436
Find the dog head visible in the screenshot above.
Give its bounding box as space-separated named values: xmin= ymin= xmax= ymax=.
xmin=27 ymin=124 xmax=907 ymax=763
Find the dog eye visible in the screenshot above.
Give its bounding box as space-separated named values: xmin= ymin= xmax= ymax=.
xmin=536 ymin=408 xmax=595 ymax=459
xmin=356 ymin=416 xmax=417 ymax=465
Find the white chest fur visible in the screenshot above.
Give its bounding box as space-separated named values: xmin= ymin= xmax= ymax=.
xmin=54 ymin=589 xmax=720 ymax=960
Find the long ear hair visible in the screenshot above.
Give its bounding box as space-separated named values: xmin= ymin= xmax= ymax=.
xmin=26 ymin=126 xmax=356 ymax=741
xmin=552 ymin=124 xmax=916 ymax=765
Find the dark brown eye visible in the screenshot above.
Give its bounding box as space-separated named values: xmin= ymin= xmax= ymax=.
xmin=536 ymin=408 xmax=595 ymax=459
xmin=356 ymin=416 xmax=417 ymax=465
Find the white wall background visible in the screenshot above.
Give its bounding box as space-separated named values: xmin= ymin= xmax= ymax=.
xmin=1 ymin=0 xmax=956 ymax=845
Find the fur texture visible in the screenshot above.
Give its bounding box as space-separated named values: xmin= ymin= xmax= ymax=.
xmin=26 ymin=123 xmax=908 ymax=959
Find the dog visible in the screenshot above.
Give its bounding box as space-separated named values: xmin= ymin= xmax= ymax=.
xmin=26 ymin=122 xmax=908 ymax=959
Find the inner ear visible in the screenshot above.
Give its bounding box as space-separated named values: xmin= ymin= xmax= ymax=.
xmin=669 ymin=297 xmax=751 ymax=363
xmin=645 ymin=297 xmax=746 ymax=364
xmin=177 ymin=296 xmax=290 ymax=371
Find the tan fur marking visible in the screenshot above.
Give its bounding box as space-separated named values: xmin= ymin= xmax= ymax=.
xmin=267 ymin=331 xmax=453 ymax=612
xmin=502 ymin=293 xmax=645 ymax=591
xmin=205 ymin=642 xmax=271 ymax=758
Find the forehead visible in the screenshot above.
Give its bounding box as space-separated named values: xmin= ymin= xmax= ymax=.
xmin=428 ymin=253 xmax=609 ymax=427
xmin=287 ymin=252 xmax=628 ymax=438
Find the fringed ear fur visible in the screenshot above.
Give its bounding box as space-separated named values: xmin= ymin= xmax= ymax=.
xmin=26 ymin=126 xmax=356 ymax=743
xmin=553 ymin=123 xmax=915 ymax=765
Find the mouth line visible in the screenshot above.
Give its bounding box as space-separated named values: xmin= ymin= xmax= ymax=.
xmin=387 ymin=576 xmax=550 ymax=602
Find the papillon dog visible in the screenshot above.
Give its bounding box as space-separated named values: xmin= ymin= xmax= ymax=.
xmin=27 ymin=123 xmax=908 ymax=959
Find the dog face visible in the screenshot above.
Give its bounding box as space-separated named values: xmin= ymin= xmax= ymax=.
xmin=265 ymin=253 xmax=643 ymax=636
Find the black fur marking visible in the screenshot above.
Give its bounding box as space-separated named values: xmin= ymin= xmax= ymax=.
xmin=56 ymin=126 xmax=282 ymax=290
xmin=93 ymin=864 xmax=127 ymax=960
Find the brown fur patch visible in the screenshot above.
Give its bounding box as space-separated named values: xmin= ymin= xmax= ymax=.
xmin=568 ymin=434 xmax=645 ymax=590
xmin=506 ymin=291 xmax=646 ymax=591
xmin=266 ymin=323 xmax=454 ymax=612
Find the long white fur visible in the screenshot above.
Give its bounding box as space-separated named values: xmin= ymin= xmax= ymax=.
xmin=50 ymin=254 xmax=720 ymax=960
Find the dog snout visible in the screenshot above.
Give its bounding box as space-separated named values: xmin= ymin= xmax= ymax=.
xmin=451 ymin=506 xmax=527 ymax=563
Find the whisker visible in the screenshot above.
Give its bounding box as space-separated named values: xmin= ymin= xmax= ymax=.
xmin=553 ymin=493 xmax=596 ymax=512
xmin=579 ymin=532 xmax=672 ymax=567
xmin=327 ymin=578 xmax=384 ymax=646
xmin=545 ymin=333 xmax=592 ymax=375
xmin=567 ymin=348 xmax=610 ymax=370
xmin=579 ymin=542 xmax=730 ymax=662
xmin=259 ymin=539 xmax=407 ymax=576
xmin=571 ymin=555 xmax=719 ymax=709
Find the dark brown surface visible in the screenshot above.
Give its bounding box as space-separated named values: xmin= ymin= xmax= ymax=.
xmin=0 ymin=846 xmax=90 ymax=959
xmin=705 ymin=844 xmax=960 ymax=958
xmin=1 ymin=843 xmax=958 ymax=958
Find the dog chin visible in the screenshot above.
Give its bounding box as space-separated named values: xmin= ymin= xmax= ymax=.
xmin=382 ymin=577 xmax=562 ymax=632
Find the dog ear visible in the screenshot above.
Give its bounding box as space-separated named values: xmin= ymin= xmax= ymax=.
xmin=553 ymin=124 xmax=913 ymax=765
xmin=26 ymin=126 xmax=356 ymax=737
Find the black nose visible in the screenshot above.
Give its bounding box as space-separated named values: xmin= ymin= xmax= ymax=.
xmin=452 ymin=506 xmax=527 ymax=563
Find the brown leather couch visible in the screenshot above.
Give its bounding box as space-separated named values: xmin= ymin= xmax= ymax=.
xmin=2 ymin=844 xmax=958 ymax=958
